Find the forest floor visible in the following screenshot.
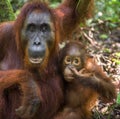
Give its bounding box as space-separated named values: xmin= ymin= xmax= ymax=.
xmin=69 ymin=21 xmax=120 ymax=119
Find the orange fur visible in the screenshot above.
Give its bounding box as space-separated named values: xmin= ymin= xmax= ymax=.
xmin=0 ymin=0 xmax=94 ymax=119
xmin=55 ymin=41 xmax=116 ymax=119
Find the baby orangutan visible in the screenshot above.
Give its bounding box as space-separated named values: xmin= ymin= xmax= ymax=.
xmin=54 ymin=41 xmax=116 ymax=119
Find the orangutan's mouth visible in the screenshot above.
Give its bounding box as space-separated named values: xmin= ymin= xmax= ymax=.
xmin=29 ymin=57 xmax=43 ymax=64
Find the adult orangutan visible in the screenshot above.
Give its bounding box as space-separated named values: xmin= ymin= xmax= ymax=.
xmin=0 ymin=0 xmax=94 ymax=119
xmin=54 ymin=41 xmax=116 ymax=119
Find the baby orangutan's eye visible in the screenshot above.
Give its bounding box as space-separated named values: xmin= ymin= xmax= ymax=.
xmin=64 ymin=56 xmax=71 ymax=65
xmin=73 ymin=57 xmax=81 ymax=66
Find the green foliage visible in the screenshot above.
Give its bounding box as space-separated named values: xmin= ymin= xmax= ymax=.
xmin=50 ymin=0 xmax=61 ymax=8
xmin=112 ymin=52 xmax=120 ymax=65
xmin=116 ymin=92 xmax=120 ymax=104
xmin=95 ymin=0 xmax=120 ymax=23
xmin=99 ymin=34 xmax=108 ymax=40
xmin=103 ymin=48 xmax=111 ymax=53
xmin=0 ymin=0 xmax=15 ymax=22
xmin=112 ymin=59 xmax=120 ymax=65
xmin=50 ymin=2 xmax=60 ymax=8
xmin=115 ymin=52 xmax=120 ymax=57
xmin=10 ymin=0 xmax=24 ymax=12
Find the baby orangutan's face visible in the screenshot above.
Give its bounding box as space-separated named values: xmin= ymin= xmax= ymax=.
xmin=62 ymin=47 xmax=82 ymax=82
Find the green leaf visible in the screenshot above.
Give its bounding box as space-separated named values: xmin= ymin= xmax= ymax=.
xmin=50 ymin=2 xmax=60 ymax=8
xmin=115 ymin=52 xmax=120 ymax=57
xmin=100 ymin=34 xmax=108 ymax=40
xmin=116 ymin=92 xmax=120 ymax=104
xmin=112 ymin=59 xmax=120 ymax=65
xmin=104 ymin=48 xmax=111 ymax=53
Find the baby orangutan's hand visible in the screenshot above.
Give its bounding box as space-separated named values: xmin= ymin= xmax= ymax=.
xmin=69 ymin=67 xmax=93 ymax=78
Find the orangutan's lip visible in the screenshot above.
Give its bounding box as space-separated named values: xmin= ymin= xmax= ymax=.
xmin=29 ymin=58 xmax=43 ymax=64
xmin=64 ymin=76 xmax=74 ymax=82
xmin=64 ymin=76 xmax=73 ymax=79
